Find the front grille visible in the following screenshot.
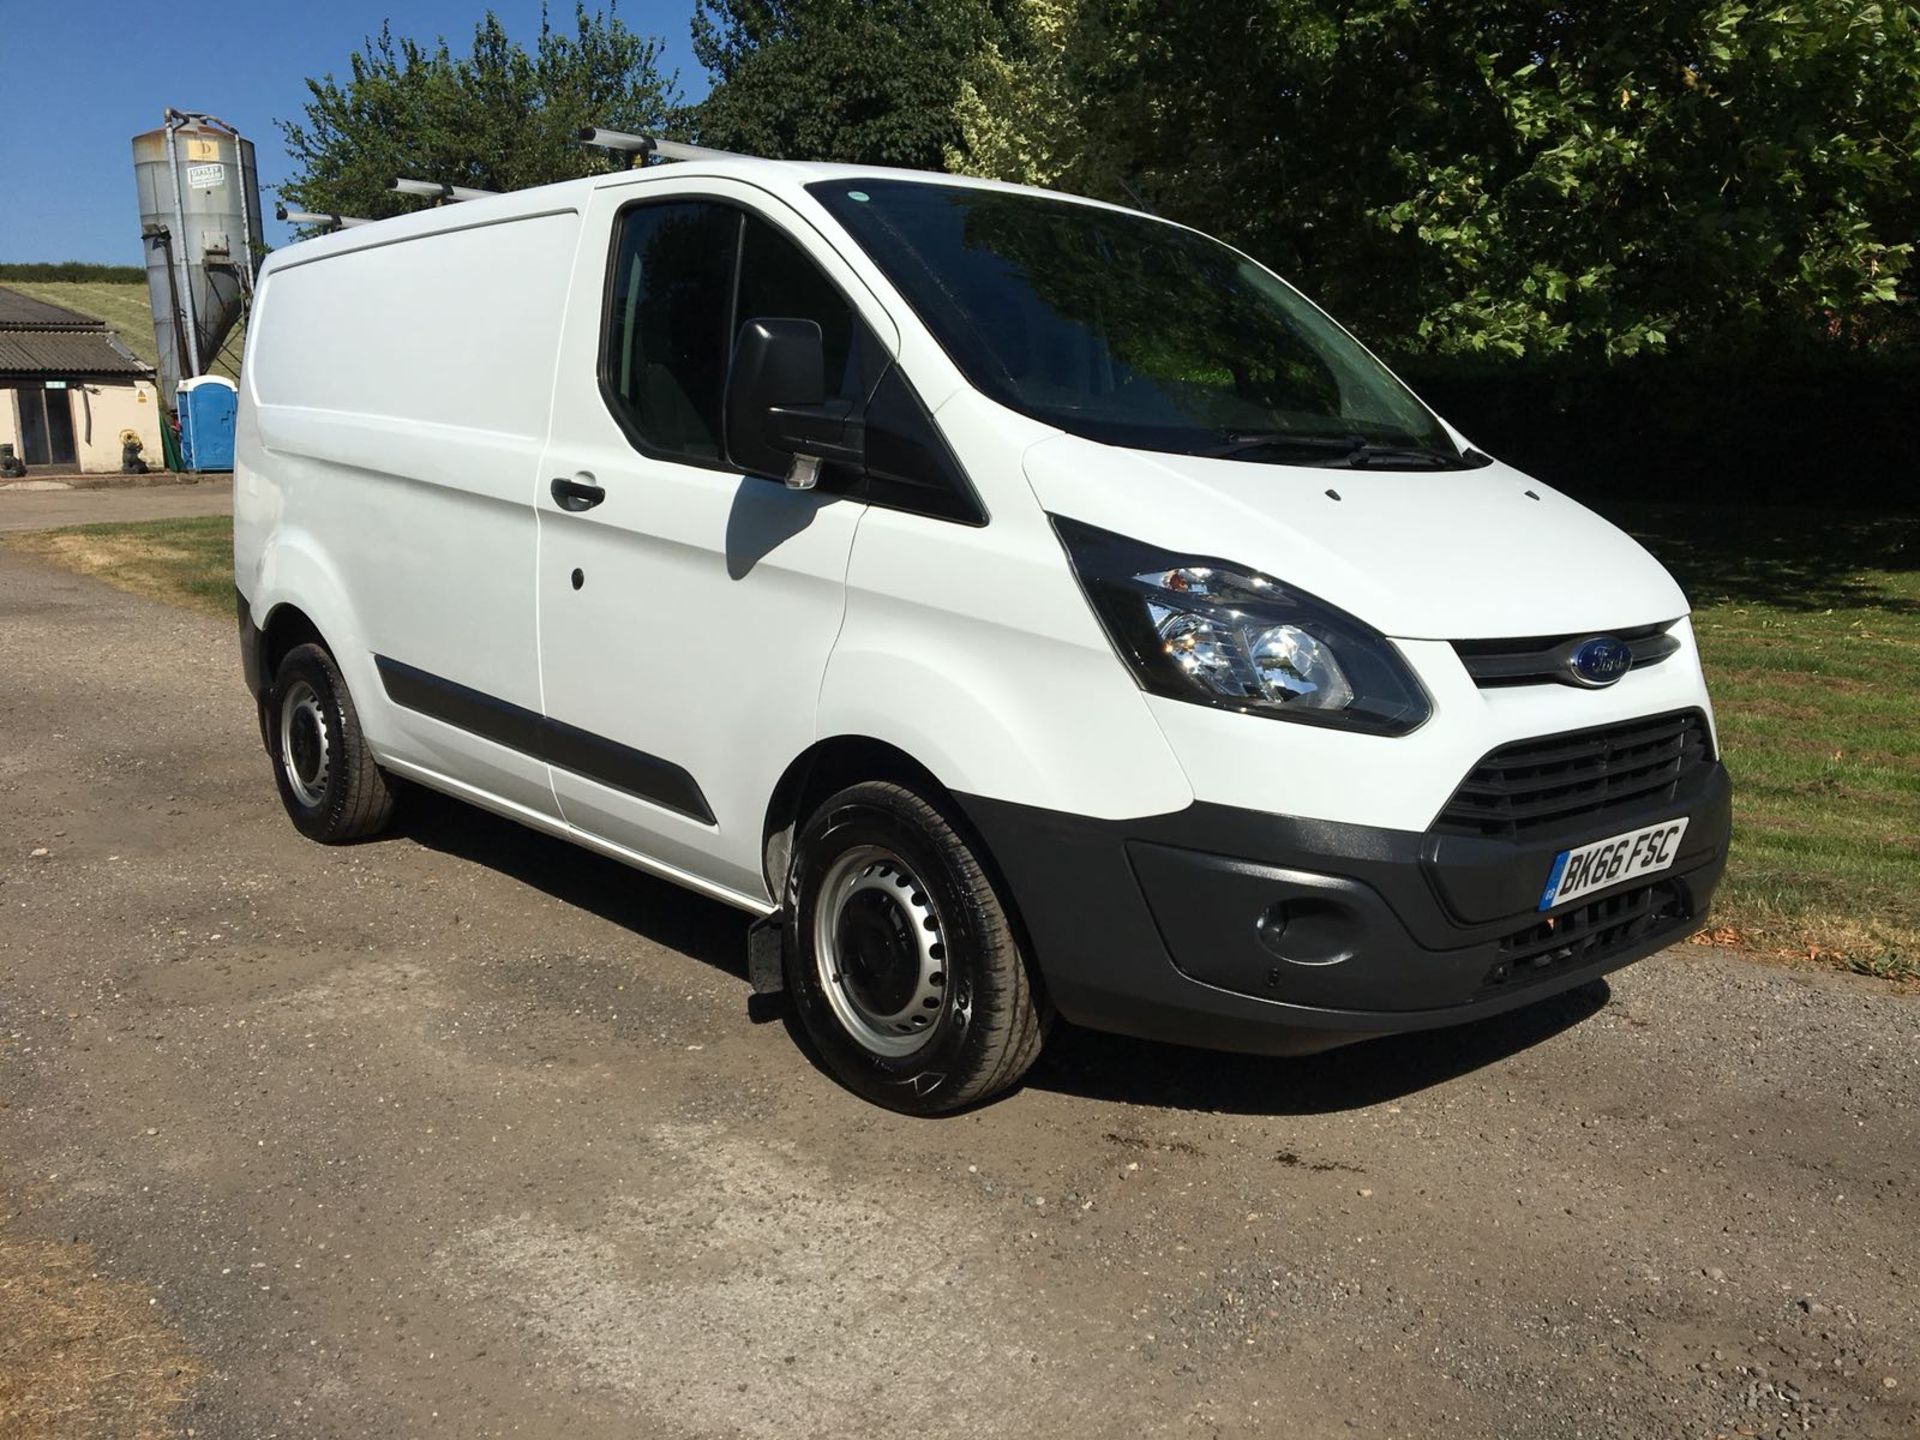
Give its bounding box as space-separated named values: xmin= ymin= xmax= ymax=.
xmin=1482 ymin=879 xmax=1689 ymax=990
xmin=1452 ymin=622 xmax=1680 ymax=688
xmin=1435 ymin=709 xmax=1712 ymax=840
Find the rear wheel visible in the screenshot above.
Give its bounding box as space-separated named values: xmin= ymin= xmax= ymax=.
xmin=267 ymin=643 xmax=396 ymax=843
xmin=785 ymin=781 xmax=1047 ymax=1114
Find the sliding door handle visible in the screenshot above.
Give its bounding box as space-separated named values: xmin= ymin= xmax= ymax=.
xmin=550 ymin=477 xmax=606 ymax=512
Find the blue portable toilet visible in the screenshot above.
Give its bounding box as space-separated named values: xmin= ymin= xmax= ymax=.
xmin=177 ymin=376 xmax=238 ymax=471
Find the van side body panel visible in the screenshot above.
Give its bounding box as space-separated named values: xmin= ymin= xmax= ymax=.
xmin=819 ymin=390 xmax=1193 ymax=822
xmin=240 ymin=206 xmax=581 ymax=818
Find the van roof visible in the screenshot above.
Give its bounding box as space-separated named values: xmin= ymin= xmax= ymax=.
xmin=262 ymin=158 xmax=1133 ymax=270
xmin=600 ymin=155 xmax=1111 ymax=205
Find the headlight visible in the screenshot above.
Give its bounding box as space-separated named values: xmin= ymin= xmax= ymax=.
xmin=1054 ymin=516 xmax=1431 ymax=735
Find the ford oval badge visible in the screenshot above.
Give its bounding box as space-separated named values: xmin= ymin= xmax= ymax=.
xmin=1568 ymin=636 xmax=1633 ymax=688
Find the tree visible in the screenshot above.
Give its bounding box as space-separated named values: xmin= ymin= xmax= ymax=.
xmin=985 ymin=1 xmax=1920 ymax=360
xmin=945 ymin=0 xmax=1090 ymax=185
xmin=280 ymin=4 xmax=679 ymax=224
xmin=690 ymin=0 xmax=1016 ymax=168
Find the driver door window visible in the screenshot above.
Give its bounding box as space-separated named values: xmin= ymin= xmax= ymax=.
xmin=601 ymin=203 xmax=879 ymax=469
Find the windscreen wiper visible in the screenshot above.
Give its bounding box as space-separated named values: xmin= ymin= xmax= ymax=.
xmin=1201 ymin=431 xmax=1490 ymax=469
xmin=1199 ymin=431 xmax=1369 ymax=461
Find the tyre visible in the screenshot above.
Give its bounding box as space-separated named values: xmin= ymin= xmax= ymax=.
xmin=785 ymin=781 xmax=1047 ymax=1114
xmin=266 ymin=643 xmax=396 ymax=843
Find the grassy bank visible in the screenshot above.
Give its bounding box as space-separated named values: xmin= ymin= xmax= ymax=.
xmin=1620 ymin=506 xmax=1918 ymax=979
xmin=3 ymin=507 xmax=1913 ymax=977
xmin=3 ymin=515 xmax=233 ymax=618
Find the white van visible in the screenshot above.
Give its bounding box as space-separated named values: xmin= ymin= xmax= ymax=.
xmin=234 ymin=153 xmax=1731 ymax=1113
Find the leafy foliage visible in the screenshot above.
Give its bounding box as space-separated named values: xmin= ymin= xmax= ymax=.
xmin=945 ymin=0 xmax=1092 ymax=185
xmin=689 ymin=1 xmax=1016 ymax=167
xmin=975 ymin=1 xmax=1920 ymax=359
xmin=278 ymin=4 xmax=678 ymax=225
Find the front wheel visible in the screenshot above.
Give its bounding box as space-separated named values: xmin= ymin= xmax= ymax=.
xmin=785 ymin=782 xmax=1047 ymax=1114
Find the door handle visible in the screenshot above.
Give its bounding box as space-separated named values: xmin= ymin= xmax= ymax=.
xmin=550 ymin=477 xmax=606 ymax=512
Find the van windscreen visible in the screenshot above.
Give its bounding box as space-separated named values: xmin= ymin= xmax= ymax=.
xmin=810 ymin=179 xmax=1473 ymax=469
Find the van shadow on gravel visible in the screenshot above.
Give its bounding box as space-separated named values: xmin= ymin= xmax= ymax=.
xmin=389 ymin=783 xmax=1608 ymax=1119
xmin=1024 ymin=979 xmax=1610 ymax=1117
xmin=392 ymin=783 xmax=748 ymax=981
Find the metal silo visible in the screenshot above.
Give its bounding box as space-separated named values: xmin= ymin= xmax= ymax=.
xmin=132 ymin=109 xmax=264 ymax=408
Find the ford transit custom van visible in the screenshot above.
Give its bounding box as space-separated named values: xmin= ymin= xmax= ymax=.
xmin=234 ymin=153 xmax=1731 ymax=1113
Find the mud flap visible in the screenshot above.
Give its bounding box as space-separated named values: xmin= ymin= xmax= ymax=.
xmin=747 ymin=912 xmax=786 ymax=995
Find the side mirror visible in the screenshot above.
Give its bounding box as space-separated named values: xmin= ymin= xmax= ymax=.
xmin=724 ymin=317 xmax=864 ymax=488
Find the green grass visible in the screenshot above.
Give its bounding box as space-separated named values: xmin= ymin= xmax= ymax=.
xmin=1617 ymin=505 xmax=1919 ymax=979
xmin=2 ymin=515 xmax=234 ymax=618
xmin=5 ymin=506 xmax=1915 ymax=978
xmin=5 ymin=280 xmax=243 ymax=381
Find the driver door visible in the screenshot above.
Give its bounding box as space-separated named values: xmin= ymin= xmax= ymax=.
xmin=534 ymin=179 xmax=895 ymax=904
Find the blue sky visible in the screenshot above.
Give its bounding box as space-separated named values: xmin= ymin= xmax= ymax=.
xmin=0 ymin=1 xmax=706 ymax=264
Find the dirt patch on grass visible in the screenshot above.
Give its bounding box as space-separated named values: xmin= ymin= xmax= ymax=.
xmin=0 ymin=1226 xmax=198 ymax=1439
xmin=3 ymin=517 xmax=232 ymax=618
xmin=1690 ymin=919 xmax=1919 ymax=984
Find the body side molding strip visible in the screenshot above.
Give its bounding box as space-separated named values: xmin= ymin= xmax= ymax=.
xmin=374 ymin=655 xmax=716 ymax=825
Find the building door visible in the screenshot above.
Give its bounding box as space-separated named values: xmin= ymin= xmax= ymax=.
xmin=17 ymin=384 xmax=78 ymax=468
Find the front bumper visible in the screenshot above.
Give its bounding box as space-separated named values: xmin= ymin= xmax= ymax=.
xmin=958 ymin=761 xmax=1731 ymax=1055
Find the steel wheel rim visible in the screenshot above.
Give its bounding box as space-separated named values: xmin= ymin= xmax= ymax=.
xmin=279 ymin=679 xmax=332 ymax=809
xmin=813 ymin=845 xmax=948 ymax=1058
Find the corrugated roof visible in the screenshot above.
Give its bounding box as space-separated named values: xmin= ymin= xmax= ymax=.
xmin=0 ymin=328 xmax=153 ymax=378
xmin=0 ymin=285 xmax=103 ymax=328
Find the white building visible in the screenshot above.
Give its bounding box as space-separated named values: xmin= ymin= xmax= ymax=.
xmin=0 ymin=286 xmax=163 ymax=473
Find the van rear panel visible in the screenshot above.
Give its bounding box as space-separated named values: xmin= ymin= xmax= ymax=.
xmin=239 ymin=207 xmax=581 ymax=811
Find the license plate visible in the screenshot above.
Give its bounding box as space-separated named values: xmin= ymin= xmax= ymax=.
xmin=1539 ymin=818 xmax=1690 ymax=911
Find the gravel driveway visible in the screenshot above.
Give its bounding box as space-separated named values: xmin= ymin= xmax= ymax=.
xmin=2 ymin=551 xmax=1915 ymax=1439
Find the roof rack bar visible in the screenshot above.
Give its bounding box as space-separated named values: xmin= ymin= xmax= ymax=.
xmin=576 ymin=127 xmax=743 ymax=163
xmin=276 ymin=205 xmax=372 ymax=231
xmin=389 ymin=177 xmax=498 ymax=202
